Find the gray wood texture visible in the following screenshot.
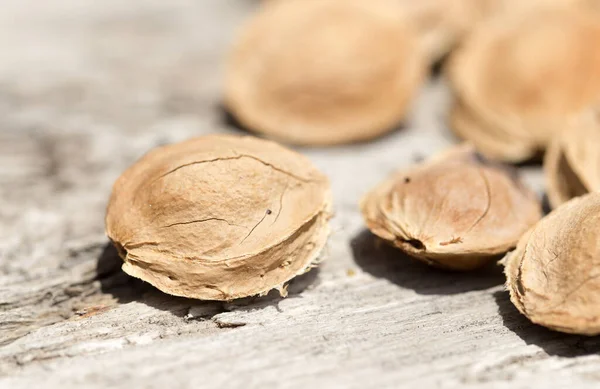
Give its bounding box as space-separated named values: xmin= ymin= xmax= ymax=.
xmin=2 ymin=1 xmax=599 ymax=388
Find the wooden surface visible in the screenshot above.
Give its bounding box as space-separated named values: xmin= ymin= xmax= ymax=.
xmin=2 ymin=1 xmax=600 ymax=388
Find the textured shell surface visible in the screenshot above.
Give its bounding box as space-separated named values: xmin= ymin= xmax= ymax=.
xmin=105 ymin=134 xmax=331 ymax=300
xmin=361 ymin=144 xmax=541 ymax=270
xmin=504 ymin=192 xmax=600 ymax=335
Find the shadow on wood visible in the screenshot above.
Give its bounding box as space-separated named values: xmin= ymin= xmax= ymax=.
xmin=95 ymin=242 xmax=320 ymax=317
xmin=218 ymin=102 xmax=254 ymax=137
xmin=216 ymin=102 xmax=408 ymax=151
xmin=430 ymin=51 xmax=449 ymax=78
xmin=493 ymin=290 xmax=600 ymax=357
xmin=350 ymin=229 xmax=504 ymax=295
xmin=541 ymin=192 xmax=552 ymax=215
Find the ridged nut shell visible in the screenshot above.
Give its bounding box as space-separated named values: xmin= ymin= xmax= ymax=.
xmin=504 ymin=192 xmax=600 ymax=335
xmin=545 ymin=110 xmax=600 ymax=208
xmin=360 ymin=144 xmax=541 ymax=270
xmin=105 ymin=134 xmax=331 ymax=301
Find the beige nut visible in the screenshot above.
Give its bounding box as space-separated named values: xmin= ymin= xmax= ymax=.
xmin=394 ymin=0 xmax=482 ymax=62
xmin=545 ymin=110 xmax=600 ymax=208
xmin=360 ymin=144 xmax=541 ymax=270
xmin=504 ymin=192 xmax=600 ymax=335
xmin=105 ymin=134 xmax=331 ymax=301
xmin=225 ymin=0 xmax=426 ymax=146
xmin=447 ymin=5 xmax=600 ymax=162
xmin=473 ymin=0 xmax=592 ymax=21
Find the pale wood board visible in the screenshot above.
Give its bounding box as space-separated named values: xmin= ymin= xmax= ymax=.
xmin=1 ymin=1 xmax=600 ymax=388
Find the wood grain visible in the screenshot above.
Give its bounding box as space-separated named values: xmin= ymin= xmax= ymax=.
xmin=2 ymin=1 xmax=599 ymax=388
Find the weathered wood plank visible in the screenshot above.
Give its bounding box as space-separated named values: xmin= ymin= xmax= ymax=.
xmin=2 ymin=1 xmax=600 ymax=388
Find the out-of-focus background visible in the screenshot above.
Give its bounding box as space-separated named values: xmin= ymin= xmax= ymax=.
xmin=1 ymin=1 xmax=599 ymax=388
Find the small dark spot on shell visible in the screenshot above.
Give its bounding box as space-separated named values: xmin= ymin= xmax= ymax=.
xmin=404 ymin=239 xmax=424 ymax=250
xmin=404 ymin=177 xmax=411 ymax=183
xmin=266 ymin=209 xmax=272 ymax=215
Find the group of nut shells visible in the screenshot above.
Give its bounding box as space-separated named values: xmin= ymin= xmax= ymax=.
xmin=105 ymin=0 xmax=600 ymax=336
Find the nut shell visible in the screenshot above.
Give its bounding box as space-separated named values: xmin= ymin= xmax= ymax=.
xmin=360 ymin=144 xmax=541 ymax=270
xmin=504 ymin=192 xmax=600 ymax=335
xmin=395 ymin=0 xmax=481 ymax=62
xmin=448 ymin=6 xmax=600 ymax=162
xmin=545 ymin=110 xmax=600 ymax=208
xmin=225 ymin=0 xmax=426 ymax=145
xmin=105 ymin=134 xmax=331 ymax=300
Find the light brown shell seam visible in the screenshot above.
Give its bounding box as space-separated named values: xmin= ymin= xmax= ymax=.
xmin=121 ymin=200 xmax=332 ymax=264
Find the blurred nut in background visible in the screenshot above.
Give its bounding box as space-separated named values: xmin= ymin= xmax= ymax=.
xmin=504 ymin=192 xmax=600 ymax=335
xmin=360 ymin=144 xmax=541 ymax=271
xmin=545 ymin=110 xmax=600 ymax=208
xmin=474 ymin=0 xmax=593 ymax=21
xmin=106 ymin=135 xmax=331 ymax=301
xmin=395 ymin=0 xmax=482 ymax=63
xmin=386 ymin=0 xmax=587 ymax=63
xmin=448 ymin=5 xmax=600 ymax=163
xmin=225 ymin=0 xmax=426 ymax=146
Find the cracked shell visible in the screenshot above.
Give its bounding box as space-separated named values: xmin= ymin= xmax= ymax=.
xmin=504 ymin=192 xmax=600 ymax=335
xmin=224 ymin=0 xmax=426 ymax=145
xmin=545 ymin=110 xmax=600 ymax=208
xmin=105 ymin=134 xmax=331 ymax=301
xmin=360 ymin=144 xmax=541 ymax=270
xmin=447 ymin=6 xmax=600 ymax=162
